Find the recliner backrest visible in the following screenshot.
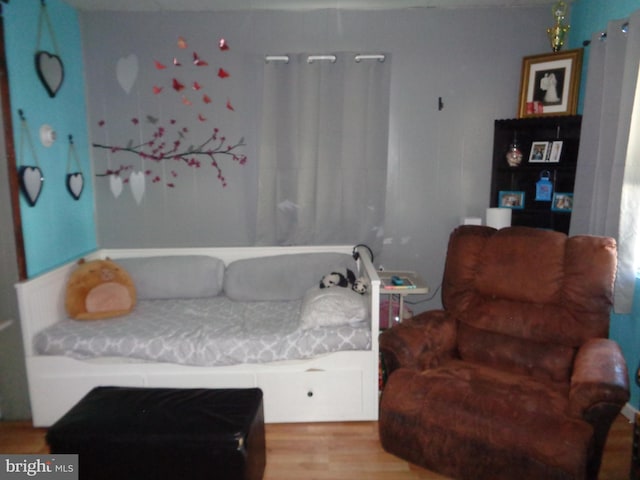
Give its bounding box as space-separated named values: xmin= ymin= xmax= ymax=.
xmin=441 ymin=225 xmax=617 ymax=383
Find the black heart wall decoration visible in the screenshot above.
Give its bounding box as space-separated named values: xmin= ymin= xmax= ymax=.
xmin=18 ymin=165 xmax=44 ymax=207
xmin=66 ymin=172 xmax=84 ymax=200
xmin=35 ymin=50 xmax=64 ymax=98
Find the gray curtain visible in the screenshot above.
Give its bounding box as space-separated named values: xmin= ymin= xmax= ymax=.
xmin=256 ymin=53 xmax=390 ymax=250
xmin=570 ymin=10 xmax=640 ymax=314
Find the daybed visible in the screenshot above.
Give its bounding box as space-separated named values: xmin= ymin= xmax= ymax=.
xmin=16 ymin=245 xmax=380 ymax=427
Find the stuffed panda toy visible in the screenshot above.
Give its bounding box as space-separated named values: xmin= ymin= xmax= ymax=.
xmin=320 ymin=268 xmax=355 ymax=289
xmin=319 ymin=268 xmax=368 ymax=294
xmin=351 ymin=277 xmax=368 ymax=294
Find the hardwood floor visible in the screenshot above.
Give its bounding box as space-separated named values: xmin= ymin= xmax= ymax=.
xmin=0 ymin=414 xmax=633 ymax=479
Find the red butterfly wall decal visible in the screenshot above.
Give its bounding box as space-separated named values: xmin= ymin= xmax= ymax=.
xmin=193 ymin=52 xmax=208 ymax=66
xmin=172 ymin=78 xmax=185 ymax=91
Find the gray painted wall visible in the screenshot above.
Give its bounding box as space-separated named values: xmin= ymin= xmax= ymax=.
xmin=81 ymin=6 xmax=551 ymax=311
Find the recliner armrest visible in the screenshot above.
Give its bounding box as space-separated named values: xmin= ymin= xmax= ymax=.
xmin=569 ymin=338 xmax=630 ymax=418
xmin=379 ymin=310 xmax=458 ymax=375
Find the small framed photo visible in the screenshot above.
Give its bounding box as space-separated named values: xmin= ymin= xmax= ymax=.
xmin=517 ymin=48 xmax=583 ymax=118
xmin=548 ymin=141 xmax=563 ymax=163
xmin=529 ymin=141 xmax=549 ymax=162
xmin=499 ymin=190 xmax=525 ymax=209
xmin=551 ymin=192 xmax=573 ymax=211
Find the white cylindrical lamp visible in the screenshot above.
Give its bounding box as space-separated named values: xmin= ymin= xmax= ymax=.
xmin=486 ymin=208 xmax=512 ymax=229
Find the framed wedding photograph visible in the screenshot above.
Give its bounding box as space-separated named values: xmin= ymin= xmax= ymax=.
xmin=529 ymin=141 xmax=549 ymax=162
xmin=499 ymin=190 xmax=525 ymax=209
xmin=548 ymin=141 xmax=563 ymax=162
xmin=551 ymin=192 xmax=573 ymax=212
xmin=517 ymin=48 xmax=583 ymax=118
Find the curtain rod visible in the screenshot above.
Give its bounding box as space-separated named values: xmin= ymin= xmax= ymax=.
xmin=265 ymin=55 xmax=290 ymax=63
xmin=583 ymin=21 xmax=629 ymax=46
xmin=264 ymin=53 xmax=386 ymax=64
xmin=307 ymin=55 xmax=336 ymax=63
xmin=355 ymin=54 xmax=385 ymax=63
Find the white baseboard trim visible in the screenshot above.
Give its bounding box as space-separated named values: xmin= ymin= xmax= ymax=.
xmin=621 ymin=402 xmax=637 ymax=422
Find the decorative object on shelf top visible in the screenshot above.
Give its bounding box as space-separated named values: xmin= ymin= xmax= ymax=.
xmin=517 ymin=49 xmax=582 ymax=118
xmin=505 ymin=134 xmax=523 ymax=167
xmin=547 ymin=1 xmax=570 ymax=53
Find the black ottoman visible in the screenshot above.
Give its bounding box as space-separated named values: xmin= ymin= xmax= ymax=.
xmin=46 ymin=387 xmax=265 ymax=480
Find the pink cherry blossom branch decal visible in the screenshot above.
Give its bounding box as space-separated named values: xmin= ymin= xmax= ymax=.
xmin=94 ymin=120 xmax=247 ymax=188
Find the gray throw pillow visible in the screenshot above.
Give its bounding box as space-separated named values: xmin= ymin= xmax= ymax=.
xmin=224 ymin=252 xmax=356 ymax=301
xmin=116 ymin=255 xmax=225 ymax=299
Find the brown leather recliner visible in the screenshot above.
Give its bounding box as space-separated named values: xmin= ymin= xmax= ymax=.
xmin=379 ymin=225 xmax=629 ymax=480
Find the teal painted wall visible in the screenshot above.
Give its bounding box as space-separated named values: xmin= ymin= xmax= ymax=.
xmin=569 ymin=0 xmax=639 ymax=48
xmin=569 ymin=0 xmax=640 ymax=407
xmin=3 ymin=0 xmax=97 ymax=277
xmin=569 ymin=0 xmax=640 ymax=112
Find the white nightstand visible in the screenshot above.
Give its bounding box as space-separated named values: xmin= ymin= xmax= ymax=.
xmin=378 ymin=271 xmax=429 ymax=327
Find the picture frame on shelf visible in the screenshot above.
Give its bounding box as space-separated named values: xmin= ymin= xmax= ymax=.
xmin=551 ymin=192 xmax=573 ymax=211
xmin=529 ymin=141 xmax=550 ymax=162
xmin=548 ymin=141 xmax=563 ymax=162
xmin=517 ymin=48 xmax=583 ymax=118
xmin=499 ymin=190 xmax=525 ymax=209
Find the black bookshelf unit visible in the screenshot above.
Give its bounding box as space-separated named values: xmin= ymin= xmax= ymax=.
xmin=490 ymin=116 xmax=582 ymax=234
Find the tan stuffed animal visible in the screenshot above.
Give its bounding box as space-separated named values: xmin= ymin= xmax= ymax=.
xmin=65 ymin=258 xmax=136 ymax=320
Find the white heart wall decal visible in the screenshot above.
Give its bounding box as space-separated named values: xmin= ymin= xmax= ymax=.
xmin=18 ymin=166 xmax=44 ymax=207
xmin=109 ymin=175 xmax=123 ymax=198
xmin=129 ymin=171 xmax=145 ymax=205
xmin=67 ymin=172 xmax=84 ymax=200
xmin=35 ymin=51 xmax=64 ymax=98
xmin=116 ymin=54 xmax=138 ymax=94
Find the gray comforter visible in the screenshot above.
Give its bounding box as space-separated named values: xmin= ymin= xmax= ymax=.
xmin=34 ymin=297 xmax=371 ymax=366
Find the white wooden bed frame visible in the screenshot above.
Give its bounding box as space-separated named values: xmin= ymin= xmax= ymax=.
xmin=16 ymin=245 xmax=380 ymax=427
